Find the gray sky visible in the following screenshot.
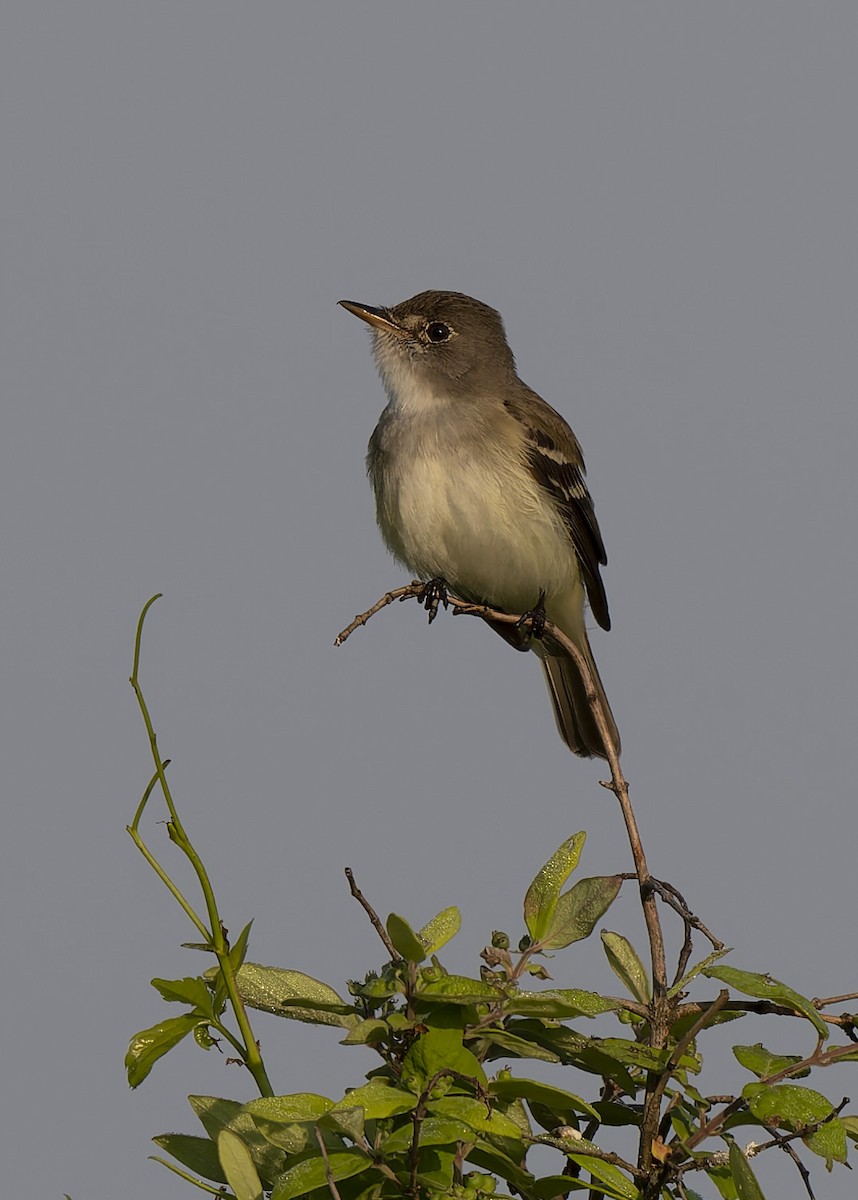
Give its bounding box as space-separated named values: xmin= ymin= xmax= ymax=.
xmin=2 ymin=4 xmax=856 ymax=1198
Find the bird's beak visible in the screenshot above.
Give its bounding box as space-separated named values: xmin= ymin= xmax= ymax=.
xmin=338 ymin=300 xmax=409 ymax=338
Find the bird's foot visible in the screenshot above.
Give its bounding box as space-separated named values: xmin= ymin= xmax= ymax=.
xmin=517 ymin=590 xmax=547 ymax=643
xmin=421 ymin=577 xmax=449 ymax=625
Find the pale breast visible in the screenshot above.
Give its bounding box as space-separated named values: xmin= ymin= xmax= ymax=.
xmin=369 ymin=406 xmax=580 ymax=614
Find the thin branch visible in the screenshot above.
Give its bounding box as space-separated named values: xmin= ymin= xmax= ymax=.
xmin=675 ymin=997 xmax=858 ymax=1030
xmin=345 ymin=867 xmax=398 ymax=960
xmin=648 ymin=991 xmax=730 ymax=1116
xmin=650 ymin=878 xmax=724 ymax=952
xmin=814 ymin=991 xmax=858 ymax=1008
xmin=315 ymin=1127 xmax=344 ymax=1200
xmin=754 ymin=1123 xmax=816 ymax=1200
xmin=334 ymin=584 xmax=421 ymax=645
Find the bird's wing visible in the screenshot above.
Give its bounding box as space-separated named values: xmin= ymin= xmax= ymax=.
xmin=505 ymin=390 xmax=611 ymax=630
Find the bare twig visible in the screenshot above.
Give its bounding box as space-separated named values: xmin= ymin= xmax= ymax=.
xmin=648 ymin=991 xmax=730 ymax=1117
xmin=814 ymin=991 xmax=858 ymax=1008
xmin=314 ymin=1127 xmax=344 ymax=1200
xmin=614 ymin=873 xmax=726 ymax=990
xmin=536 ymin=622 xmax=670 ymax=1175
xmin=345 ymin=867 xmax=398 ymax=960
xmin=649 ymin=878 xmax=724 ymax=951
xmin=648 ymin=877 xmax=725 ymax=984
xmin=676 ymin=997 xmax=858 ymax=1031
xmin=755 ymin=1123 xmax=816 ymax=1200
xmin=334 ymin=584 xmax=422 ymax=645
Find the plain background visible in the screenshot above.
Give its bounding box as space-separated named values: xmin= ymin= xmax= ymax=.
xmin=2 ymin=4 xmax=856 ymax=1198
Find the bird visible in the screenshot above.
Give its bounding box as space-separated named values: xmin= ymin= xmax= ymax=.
xmin=339 ymin=290 xmax=619 ymax=759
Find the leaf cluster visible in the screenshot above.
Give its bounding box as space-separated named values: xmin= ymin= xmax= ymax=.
xmin=126 ymin=598 xmax=858 ymax=1200
xmin=127 ymin=830 xmax=858 ymax=1200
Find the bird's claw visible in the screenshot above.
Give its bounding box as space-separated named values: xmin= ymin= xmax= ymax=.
xmin=421 ymin=578 xmax=449 ymax=625
xmin=517 ymin=590 xmax=547 ymax=642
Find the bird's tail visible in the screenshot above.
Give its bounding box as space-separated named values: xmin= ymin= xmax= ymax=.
xmin=540 ymin=632 xmax=620 ymax=760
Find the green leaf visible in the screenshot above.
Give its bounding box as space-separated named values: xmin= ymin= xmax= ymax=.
xmin=334 ymin=1080 xmax=416 ymax=1119
xmin=218 ymin=1129 xmax=263 ymax=1200
xmin=704 ymin=965 xmax=828 ymax=1038
xmin=668 ymin=946 xmax=731 ymax=997
xmin=829 ymin=1045 xmax=858 ymax=1062
xmin=471 ymin=1026 xmax=560 ymax=1063
xmin=804 ymin=1115 xmax=848 ymax=1169
xmin=559 ymin=1138 xmax=640 ymax=1199
xmin=506 ymin=989 xmax=615 ymax=1018
xmin=505 ymin=1021 xmax=637 ymax=1091
xmin=271 ymin=1149 xmax=371 ymax=1200
xmin=705 ymin=1161 xmax=740 ymax=1200
xmin=417 ymin=906 xmax=461 ymax=954
xmin=387 ymin=912 xmax=427 ymax=962
xmin=355 ymin=975 xmax=400 ymax=1000
xmin=593 ymin=1100 xmax=642 ymax=1127
xmin=601 ymin=932 xmax=650 ymax=1003
xmin=228 ymin=920 xmax=254 ymax=971
xmin=151 ymin=975 xmax=214 ymax=1011
xmin=244 ymin=1099 xmax=344 ymax=1156
xmin=493 ymin=1091 xmax=532 ymax=1138
xmin=489 ymin=1077 xmax=599 ymax=1121
xmin=401 ymin=1028 xmax=487 ymax=1093
xmin=728 ymin=1141 xmax=767 ymax=1200
xmin=380 ymin=1116 xmax=475 ymax=1155
xmin=417 ymin=974 xmax=506 ymax=1004
xmin=339 ymin=1017 xmax=389 ymax=1045
xmin=843 ymin=1113 xmax=858 ymax=1143
xmin=743 ymin=1082 xmax=847 ymax=1163
xmin=413 ymin=1147 xmax=456 ymax=1192
xmin=670 ymin=1009 xmax=744 ymax=1043
xmin=245 ymin=1120 xmax=313 ymax=1155
xmin=125 ymin=1013 xmax=199 ymax=1087
xmin=744 ymin=1081 xmax=833 ymax=1127
xmin=320 ymin=1106 xmax=365 ymax=1142
xmin=246 ymin=1094 xmax=334 ymax=1123
xmin=152 ymin=1133 xmax=227 ymax=1184
xmin=188 ymin=1096 xmax=287 ymax=1188
xmin=600 ymin=1037 xmax=698 ymax=1074
xmin=234 ymin=963 xmax=354 ymax=1025
xmin=542 ymin=876 xmax=622 ymax=950
xmin=733 ymin=1043 xmax=807 ymax=1080
xmin=430 ymin=1095 xmax=525 ymax=1139
xmin=524 ymin=833 xmax=586 ymax=942
xmin=467 ymin=1142 xmax=534 ymax=1193
xmin=530 ymin=1175 xmax=630 ymax=1198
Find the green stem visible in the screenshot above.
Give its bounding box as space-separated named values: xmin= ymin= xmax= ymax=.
xmin=149 ymin=1156 xmax=225 ymax=1194
xmin=129 ymin=596 xmax=274 ymax=1097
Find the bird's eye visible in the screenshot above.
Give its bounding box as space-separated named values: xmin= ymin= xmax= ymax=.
xmin=426 ymin=321 xmax=452 ymax=343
